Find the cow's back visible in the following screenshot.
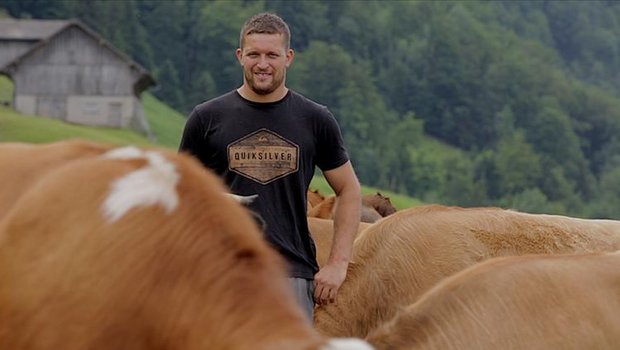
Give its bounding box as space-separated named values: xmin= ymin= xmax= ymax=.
xmin=367 ymin=251 xmax=620 ymax=349
xmin=308 ymin=217 xmax=372 ymax=268
xmin=0 ymin=139 xmax=113 ymax=220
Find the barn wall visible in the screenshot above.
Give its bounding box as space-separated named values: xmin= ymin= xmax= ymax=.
xmin=67 ymin=95 xmax=135 ymax=128
xmin=0 ymin=40 xmax=34 ymax=68
xmin=12 ymin=26 xmax=140 ymax=96
xmin=14 ymin=94 xmax=36 ymax=115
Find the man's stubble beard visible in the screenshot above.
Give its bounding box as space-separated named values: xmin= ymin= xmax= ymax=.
xmin=245 ymin=70 xmax=285 ymax=96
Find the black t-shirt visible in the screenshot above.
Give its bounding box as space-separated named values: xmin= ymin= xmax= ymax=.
xmin=179 ymin=90 xmax=349 ymax=279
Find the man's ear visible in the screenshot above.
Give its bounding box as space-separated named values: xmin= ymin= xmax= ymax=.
xmin=286 ymin=49 xmax=294 ymax=68
xmin=236 ymin=48 xmax=243 ymax=65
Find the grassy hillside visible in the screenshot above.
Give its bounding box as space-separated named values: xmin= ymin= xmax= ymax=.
xmin=0 ymin=75 xmax=422 ymax=209
xmin=0 ymin=76 xmax=184 ymax=147
xmin=0 ymin=76 xmax=157 ymax=146
xmin=0 ymin=104 xmax=157 ymax=146
xmin=143 ymin=93 xmax=186 ymax=149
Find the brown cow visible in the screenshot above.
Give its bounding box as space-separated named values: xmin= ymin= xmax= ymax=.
xmin=308 ymin=193 xmax=395 ymax=223
xmin=314 ymin=204 xmax=620 ymax=338
xmin=0 ymin=145 xmax=372 ymax=350
xmin=367 ymin=251 xmax=620 ymax=350
xmin=0 ymin=139 xmax=114 ymax=221
xmin=308 ymin=217 xmax=372 ymax=268
xmin=362 ymin=192 xmax=397 ymax=217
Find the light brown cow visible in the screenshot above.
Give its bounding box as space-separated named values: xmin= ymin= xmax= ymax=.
xmin=307 ymin=195 xmax=337 ymax=219
xmin=307 ymin=188 xmax=327 ymax=209
xmin=308 ymin=217 xmax=372 ymax=268
xmin=0 ymin=139 xmax=115 ymax=221
xmin=314 ymin=204 xmax=620 ymax=338
xmin=0 ymin=145 xmax=372 ymax=350
xmin=367 ymin=251 xmax=620 ymax=350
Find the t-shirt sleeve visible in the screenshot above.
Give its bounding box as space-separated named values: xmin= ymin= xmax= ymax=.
xmin=315 ymin=107 xmax=350 ymax=171
xmin=178 ymin=106 xmax=205 ymax=160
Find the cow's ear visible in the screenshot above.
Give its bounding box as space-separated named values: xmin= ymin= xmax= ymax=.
xmin=249 ymin=210 xmax=267 ymax=232
xmin=228 ymin=193 xmax=258 ymax=205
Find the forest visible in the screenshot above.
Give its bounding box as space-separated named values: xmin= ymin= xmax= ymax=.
xmin=3 ymin=0 xmax=620 ymax=218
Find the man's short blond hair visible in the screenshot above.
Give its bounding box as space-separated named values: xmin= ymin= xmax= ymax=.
xmin=239 ymin=12 xmax=291 ymax=49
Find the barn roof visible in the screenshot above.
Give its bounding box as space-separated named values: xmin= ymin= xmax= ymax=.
xmin=0 ymin=19 xmax=69 ymax=40
xmin=0 ymin=18 xmax=155 ymax=92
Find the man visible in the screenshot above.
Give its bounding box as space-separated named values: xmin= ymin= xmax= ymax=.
xmin=179 ymin=12 xmax=361 ymax=320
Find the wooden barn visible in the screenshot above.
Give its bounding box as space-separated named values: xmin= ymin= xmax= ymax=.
xmin=0 ymin=18 xmax=155 ymax=136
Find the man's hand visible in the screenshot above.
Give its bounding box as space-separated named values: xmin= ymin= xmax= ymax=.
xmin=313 ymin=262 xmax=348 ymax=305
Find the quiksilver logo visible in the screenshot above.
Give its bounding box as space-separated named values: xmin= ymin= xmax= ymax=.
xmin=227 ymin=129 xmax=299 ymax=184
xmin=233 ymin=151 xmax=294 ymax=161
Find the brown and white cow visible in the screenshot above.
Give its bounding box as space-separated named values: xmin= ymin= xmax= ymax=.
xmin=314 ymin=204 xmax=620 ymax=338
xmin=0 ymin=139 xmax=264 ymax=226
xmin=0 ymin=145 xmax=372 ymax=350
xmin=367 ymin=251 xmax=620 ymax=350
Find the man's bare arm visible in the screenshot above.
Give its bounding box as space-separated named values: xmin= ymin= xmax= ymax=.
xmin=313 ymin=161 xmax=361 ymax=305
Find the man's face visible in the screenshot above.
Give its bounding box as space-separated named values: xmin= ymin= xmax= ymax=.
xmin=236 ymin=33 xmax=293 ymax=96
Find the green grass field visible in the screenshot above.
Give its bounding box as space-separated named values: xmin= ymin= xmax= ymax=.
xmin=0 ymin=75 xmax=422 ymax=209
xmin=0 ymin=105 xmax=158 ymax=146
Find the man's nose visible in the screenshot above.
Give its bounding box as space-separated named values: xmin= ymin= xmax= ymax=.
xmin=257 ymin=55 xmax=269 ymax=69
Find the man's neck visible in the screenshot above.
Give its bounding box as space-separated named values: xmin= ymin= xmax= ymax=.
xmin=237 ymin=85 xmax=289 ymax=103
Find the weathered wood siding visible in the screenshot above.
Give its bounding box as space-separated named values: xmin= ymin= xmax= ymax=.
xmin=0 ymin=40 xmax=34 ymax=68
xmin=13 ymin=26 xmax=139 ymax=96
